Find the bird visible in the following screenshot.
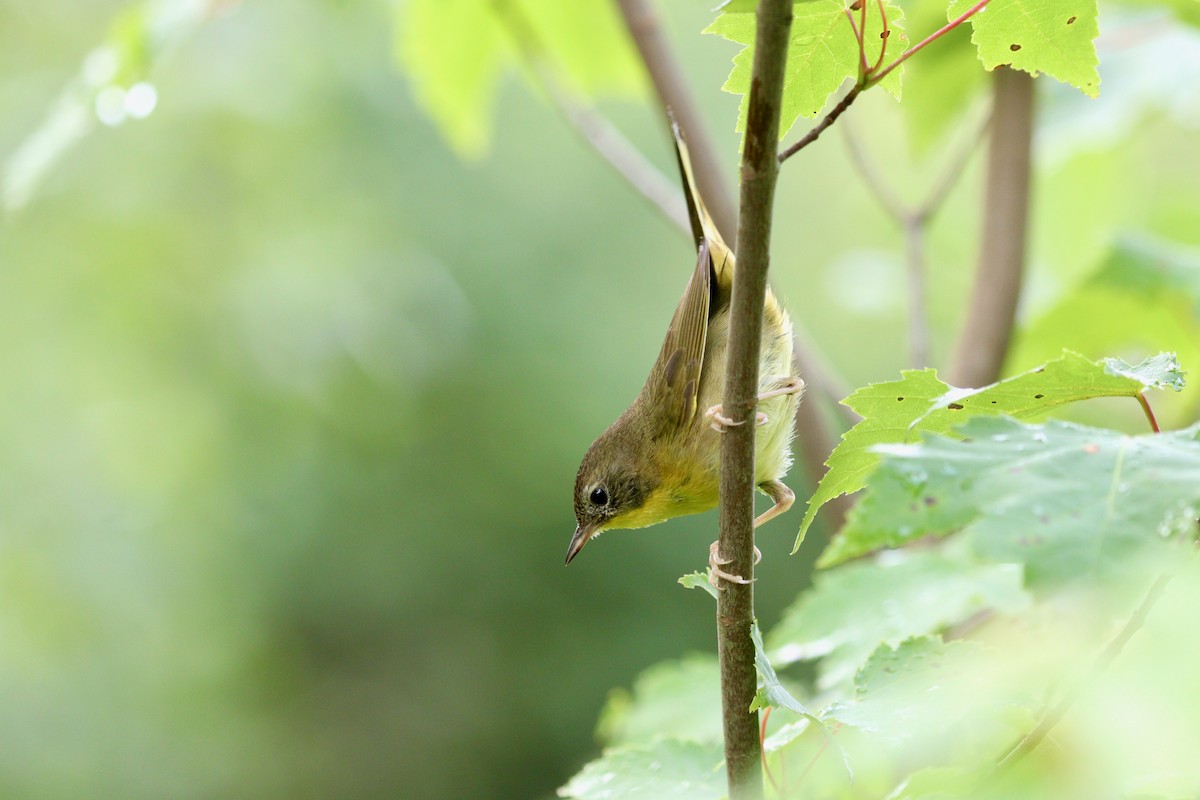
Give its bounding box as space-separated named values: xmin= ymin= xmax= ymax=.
xmin=565 ymin=120 xmax=804 ymax=585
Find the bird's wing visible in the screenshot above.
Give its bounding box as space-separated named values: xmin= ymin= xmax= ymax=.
xmin=642 ymin=239 xmax=713 ymax=435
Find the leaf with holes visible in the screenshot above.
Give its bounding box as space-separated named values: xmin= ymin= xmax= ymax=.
xmin=828 ymin=416 xmax=1200 ymax=582
xmin=795 ymin=351 xmax=1185 ymax=553
xmin=706 ymin=0 xmax=907 ymax=140
xmin=948 ymin=0 xmax=1100 ymax=97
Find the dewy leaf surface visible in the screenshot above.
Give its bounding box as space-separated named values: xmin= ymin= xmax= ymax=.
xmin=706 ymin=0 xmax=907 ymax=140
xmin=795 ymin=351 xmax=1185 ymax=551
xmin=827 ymin=416 xmax=1200 ymax=580
xmin=948 ymin=0 xmax=1100 ymax=96
xmin=767 ymin=545 xmax=1030 ymax=689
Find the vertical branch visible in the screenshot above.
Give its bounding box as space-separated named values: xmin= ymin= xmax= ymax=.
xmin=715 ymin=0 xmax=793 ymax=796
xmin=614 ymin=0 xmax=738 ymax=241
xmin=612 ymin=0 xmax=859 ymax=470
xmin=949 ymin=68 xmax=1035 ymax=387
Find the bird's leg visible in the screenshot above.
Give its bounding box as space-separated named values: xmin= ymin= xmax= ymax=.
xmin=754 ymin=479 xmax=795 ymax=528
xmin=704 ymin=377 xmax=805 ymax=432
xmin=707 ymin=481 xmax=793 ymax=588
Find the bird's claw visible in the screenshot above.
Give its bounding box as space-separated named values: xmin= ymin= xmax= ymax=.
xmin=707 ymin=541 xmax=761 ymax=588
xmin=704 ymin=404 xmax=768 ymax=433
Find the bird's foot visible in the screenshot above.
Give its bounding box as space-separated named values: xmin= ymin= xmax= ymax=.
xmin=707 ymin=541 xmax=762 ymax=588
xmin=704 ymin=404 xmax=768 ymax=433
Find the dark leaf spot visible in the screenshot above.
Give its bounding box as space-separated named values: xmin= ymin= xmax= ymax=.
xmin=923 ymin=496 xmax=937 ymax=507
xmin=880 ymin=30 xmax=890 ymax=39
xmin=1034 ymin=393 xmax=1044 ymax=399
xmin=1067 ymin=15 xmax=1076 ymax=24
xmin=1034 ymin=367 xmax=1045 ymax=373
xmin=948 ymin=402 xmax=964 ymax=410
xmin=1010 ymin=43 xmax=1022 ymax=51
xmin=990 ymin=400 xmax=997 ymax=404
xmin=897 ymin=396 xmax=905 ymax=401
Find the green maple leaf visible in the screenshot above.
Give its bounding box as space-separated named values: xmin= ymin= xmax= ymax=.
xmin=829 ymin=416 xmax=1200 ymax=582
xmin=948 ymin=0 xmax=1100 ymax=97
xmin=795 ymin=351 xmax=1185 ymax=553
xmin=706 ymin=0 xmax=907 ymax=140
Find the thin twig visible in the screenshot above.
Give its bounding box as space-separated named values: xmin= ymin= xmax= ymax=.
xmin=871 ymin=0 xmax=992 ymax=85
xmin=993 ymin=573 xmax=1173 ymax=774
xmin=869 ymin=0 xmax=891 ymax=75
xmin=492 ymin=0 xmax=689 ymax=234
xmin=858 ymin=0 xmax=869 ymax=74
xmin=716 ymin=0 xmax=794 ymax=795
xmin=1137 ymin=393 xmax=1161 ymax=433
xmin=614 ymin=0 xmax=737 ymax=242
xmin=845 ymin=7 xmax=868 ymax=77
xmin=778 ymin=85 xmax=862 ymax=164
xmin=780 ymin=0 xmax=990 ymax=165
xmin=759 ymin=707 xmax=779 ymax=794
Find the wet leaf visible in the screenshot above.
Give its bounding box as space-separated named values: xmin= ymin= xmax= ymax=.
xmin=557 ymin=739 xmax=725 ymax=800
xmin=797 ymin=352 xmax=1186 ymax=554
xmin=831 ymin=416 xmax=1200 ymax=583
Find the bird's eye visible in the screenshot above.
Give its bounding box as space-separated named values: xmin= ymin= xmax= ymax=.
xmin=589 ymin=486 xmax=610 ymax=507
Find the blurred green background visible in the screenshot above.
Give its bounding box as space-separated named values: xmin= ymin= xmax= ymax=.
xmin=1 ymin=1 xmax=1198 ymax=798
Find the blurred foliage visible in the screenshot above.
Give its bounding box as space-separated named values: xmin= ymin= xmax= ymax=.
xmin=2 ymin=0 xmax=1200 ymax=798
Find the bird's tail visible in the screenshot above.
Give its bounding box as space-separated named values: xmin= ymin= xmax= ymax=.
xmin=670 ymin=115 xmax=734 ymax=281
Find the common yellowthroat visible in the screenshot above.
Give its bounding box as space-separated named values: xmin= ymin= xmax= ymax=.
xmin=566 ymin=122 xmax=804 ymax=584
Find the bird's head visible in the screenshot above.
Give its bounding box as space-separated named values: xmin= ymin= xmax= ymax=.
xmin=565 ymin=425 xmax=658 ymax=564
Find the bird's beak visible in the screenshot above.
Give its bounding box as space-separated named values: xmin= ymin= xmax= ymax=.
xmin=565 ymin=523 xmax=598 ymax=565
